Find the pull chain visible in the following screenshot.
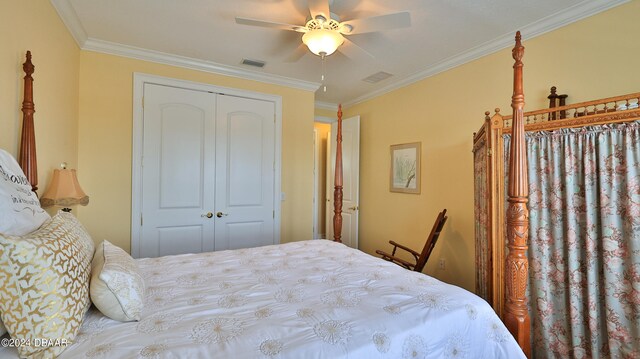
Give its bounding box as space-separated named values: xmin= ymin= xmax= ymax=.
xmin=321 ymin=53 xmax=327 ymax=92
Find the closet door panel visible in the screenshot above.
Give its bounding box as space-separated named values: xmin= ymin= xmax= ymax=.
xmin=140 ymin=83 xmax=216 ymax=258
xmin=214 ymin=95 xmax=276 ymax=251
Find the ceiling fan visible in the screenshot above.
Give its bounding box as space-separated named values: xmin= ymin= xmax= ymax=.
xmin=235 ymin=0 xmax=411 ymax=61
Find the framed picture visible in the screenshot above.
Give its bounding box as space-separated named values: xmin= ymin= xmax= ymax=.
xmin=390 ymin=142 xmax=421 ymax=194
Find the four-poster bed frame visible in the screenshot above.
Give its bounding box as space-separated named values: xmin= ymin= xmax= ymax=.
xmin=9 ymin=51 xmax=527 ymax=358
xmin=10 ymin=33 xmax=544 ymax=357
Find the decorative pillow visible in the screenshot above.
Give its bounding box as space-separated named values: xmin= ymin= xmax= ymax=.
xmin=0 ymin=149 xmax=50 ymax=235
xmin=0 ymin=211 xmax=94 ymax=358
xmin=90 ymin=240 xmax=145 ymax=322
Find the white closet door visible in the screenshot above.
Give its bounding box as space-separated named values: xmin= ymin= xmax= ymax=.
xmin=140 ymin=83 xmax=216 ymax=257
xmin=214 ymin=95 xmax=276 ymax=250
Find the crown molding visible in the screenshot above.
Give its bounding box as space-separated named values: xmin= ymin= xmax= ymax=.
xmin=314 ymin=101 xmax=339 ymax=111
xmin=50 ymin=0 xmax=87 ymax=46
xmin=82 ymin=39 xmax=320 ymax=92
xmin=344 ymin=0 xmax=629 ymax=107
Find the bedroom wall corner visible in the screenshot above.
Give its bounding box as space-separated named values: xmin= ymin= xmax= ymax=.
xmin=0 ymin=1 xmax=80 ymax=204
xmin=343 ymin=1 xmax=640 ymax=292
xmin=77 ymin=51 xmax=315 ymax=252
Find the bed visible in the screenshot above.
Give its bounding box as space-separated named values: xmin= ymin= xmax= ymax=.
xmin=0 ymin=47 xmax=527 ymax=358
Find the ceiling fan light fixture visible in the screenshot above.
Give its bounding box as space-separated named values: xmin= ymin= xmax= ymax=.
xmin=302 ymin=29 xmax=344 ymax=56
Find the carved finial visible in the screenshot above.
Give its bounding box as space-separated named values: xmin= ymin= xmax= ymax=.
xmin=23 ymin=51 xmax=34 ymax=76
xmin=512 ymin=32 xmax=524 ymax=63
xmin=550 ymin=86 xmax=557 ymax=95
xmin=485 ymin=111 xmax=491 ymax=120
xmin=495 ymin=108 xmax=501 ymax=114
xmin=337 ymin=104 xmax=342 ymax=118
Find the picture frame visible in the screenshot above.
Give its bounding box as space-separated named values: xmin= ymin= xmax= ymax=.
xmin=390 ymin=142 xmax=421 ymax=194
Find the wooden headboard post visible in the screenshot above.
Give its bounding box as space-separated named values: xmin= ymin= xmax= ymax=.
xmin=19 ymin=51 xmax=38 ymax=193
xmin=504 ymin=32 xmax=531 ymax=357
xmin=332 ymin=104 xmax=343 ymax=243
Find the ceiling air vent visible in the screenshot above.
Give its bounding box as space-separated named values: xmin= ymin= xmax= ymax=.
xmin=362 ymin=71 xmax=393 ymax=84
xmin=241 ymin=58 xmax=266 ymax=68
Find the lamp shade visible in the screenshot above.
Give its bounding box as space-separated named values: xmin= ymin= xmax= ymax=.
xmin=302 ymin=29 xmax=344 ymax=56
xmin=40 ymin=168 xmax=89 ymax=208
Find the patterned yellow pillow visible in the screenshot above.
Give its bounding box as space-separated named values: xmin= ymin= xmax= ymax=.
xmin=0 ymin=211 xmax=94 ymax=358
xmin=90 ymin=240 xmax=145 ymax=321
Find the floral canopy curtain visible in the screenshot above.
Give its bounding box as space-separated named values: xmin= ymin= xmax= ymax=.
xmin=504 ymin=121 xmax=640 ymax=358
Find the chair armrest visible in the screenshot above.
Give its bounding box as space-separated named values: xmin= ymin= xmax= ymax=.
xmin=376 ymin=250 xmax=416 ymax=270
xmin=388 ymin=240 xmax=420 ymax=260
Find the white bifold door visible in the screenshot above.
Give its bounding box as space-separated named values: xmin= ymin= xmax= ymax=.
xmin=140 ymin=83 xmax=275 ymax=257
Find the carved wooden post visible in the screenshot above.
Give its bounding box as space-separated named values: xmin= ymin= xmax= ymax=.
xmin=505 ymin=32 xmax=531 ymax=357
xmin=332 ymin=104 xmax=343 ymax=243
xmin=19 ymin=51 xmax=38 ymax=193
xmin=547 ymin=86 xmax=558 ymax=120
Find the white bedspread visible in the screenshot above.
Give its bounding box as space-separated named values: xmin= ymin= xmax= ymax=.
xmin=1 ymin=240 xmax=525 ymax=358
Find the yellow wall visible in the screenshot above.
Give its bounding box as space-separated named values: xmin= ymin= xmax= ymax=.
xmin=315 ymin=108 xmax=338 ymax=119
xmin=0 ymin=1 xmax=80 ymax=199
xmin=344 ymin=2 xmax=640 ymax=292
xmin=77 ymin=51 xmax=315 ymax=252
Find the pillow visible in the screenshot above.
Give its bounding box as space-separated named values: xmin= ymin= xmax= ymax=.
xmin=90 ymin=240 xmax=145 ymax=321
xmin=0 ymin=149 xmax=50 ymax=235
xmin=0 ymin=211 xmax=94 ymax=358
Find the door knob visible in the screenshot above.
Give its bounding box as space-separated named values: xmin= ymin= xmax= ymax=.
xmin=216 ymin=212 xmax=229 ymax=218
xmin=202 ymin=212 xmax=214 ymax=219
xmin=348 ymin=205 xmax=359 ymax=211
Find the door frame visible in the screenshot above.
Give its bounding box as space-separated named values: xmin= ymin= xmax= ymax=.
xmin=131 ymin=73 xmax=283 ymax=258
xmin=315 ymin=116 xmax=333 ymax=241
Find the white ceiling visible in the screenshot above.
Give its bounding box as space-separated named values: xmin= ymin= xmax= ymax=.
xmin=52 ymin=0 xmax=626 ymax=107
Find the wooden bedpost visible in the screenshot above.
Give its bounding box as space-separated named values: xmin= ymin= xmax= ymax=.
xmin=19 ymin=51 xmax=38 ymax=193
xmin=333 ymin=104 xmax=343 ymax=243
xmin=504 ymin=32 xmax=531 ymax=357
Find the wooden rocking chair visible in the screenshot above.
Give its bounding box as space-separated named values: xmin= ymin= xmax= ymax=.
xmin=376 ymin=209 xmax=448 ymax=272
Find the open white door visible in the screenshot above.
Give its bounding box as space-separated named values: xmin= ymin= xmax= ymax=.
xmin=326 ymin=116 xmax=360 ymax=248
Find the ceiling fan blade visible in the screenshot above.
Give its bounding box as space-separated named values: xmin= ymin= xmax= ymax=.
xmin=308 ymin=0 xmax=331 ymax=20
xmin=338 ymin=38 xmax=375 ymax=62
xmin=341 ymin=11 xmax=411 ymax=34
xmin=235 ymin=17 xmax=304 ymax=32
xmin=285 ymin=43 xmax=309 ymax=62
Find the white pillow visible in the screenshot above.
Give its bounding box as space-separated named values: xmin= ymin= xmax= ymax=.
xmin=91 ymin=240 xmax=145 ymax=321
xmin=0 ymin=149 xmax=50 ymax=235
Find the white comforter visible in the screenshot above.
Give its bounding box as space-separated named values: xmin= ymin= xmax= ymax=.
xmin=2 ymin=240 xmax=525 ymax=358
